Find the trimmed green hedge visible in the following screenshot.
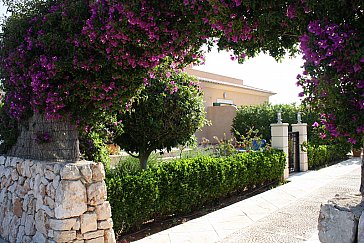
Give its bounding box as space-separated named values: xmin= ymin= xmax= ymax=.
xmin=106 ymin=149 xmax=286 ymax=234
xmin=307 ymin=144 xmax=350 ymax=169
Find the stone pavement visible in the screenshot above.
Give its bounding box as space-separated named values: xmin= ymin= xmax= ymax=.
xmin=134 ymin=157 xmax=362 ymax=243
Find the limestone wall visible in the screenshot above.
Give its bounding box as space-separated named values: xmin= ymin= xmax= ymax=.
xmin=0 ymin=156 xmax=116 ymax=243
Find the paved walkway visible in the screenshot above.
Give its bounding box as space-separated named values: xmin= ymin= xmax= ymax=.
xmin=134 ymin=157 xmax=362 ymax=243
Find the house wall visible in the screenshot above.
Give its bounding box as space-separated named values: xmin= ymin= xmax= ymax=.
xmin=186 ymin=68 xmax=273 ymax=144
xmin=197 ymin=106 xmax=237 ymax=144
xmin=201 ymin=83 xmax=270 ymax=108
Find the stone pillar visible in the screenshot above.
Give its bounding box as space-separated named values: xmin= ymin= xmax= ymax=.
xmin=271 ymin=123 xmax=289 ymax=179
xmin=292 ymin=123 xmax=308 ymax=172
xmin=0 ymin=156 xmax=116 ymax=243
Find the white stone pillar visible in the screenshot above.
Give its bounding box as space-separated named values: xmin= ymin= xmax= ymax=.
xmin=271 ymin=123 xmax=289 ymax=179
xmin=292 ymin=123 xmax=308 ymax=171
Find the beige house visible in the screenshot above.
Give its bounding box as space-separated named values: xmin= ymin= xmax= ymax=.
xmin=186 ymin=68 xmax=275 ymax=143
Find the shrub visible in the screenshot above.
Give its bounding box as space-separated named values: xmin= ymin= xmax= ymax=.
xmin=114 ymin=63 xmax=205 ymax=169
xmin=306 ymin=143 xmax=350 ymax=169
xmin=106 ymin=149 xmax=286 ymax=234
xmin=232 ymin=103 xmax=300 ymax=141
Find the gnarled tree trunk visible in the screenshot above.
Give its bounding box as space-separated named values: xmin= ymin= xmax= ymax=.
xmin=8 ymin=113 xmax=79 ymax=162
xmin=360 ymin=140 xmax=364 ymax=201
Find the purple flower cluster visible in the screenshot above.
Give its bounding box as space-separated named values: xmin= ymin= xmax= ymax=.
xmin=34 ymin=131 xmax=52 ymax=144
xmin=297 ymin=20 xmax=363 ymax=143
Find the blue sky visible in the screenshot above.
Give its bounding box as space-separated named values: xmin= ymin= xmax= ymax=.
xmin=0 ymin=3 xmax=304 ymax=104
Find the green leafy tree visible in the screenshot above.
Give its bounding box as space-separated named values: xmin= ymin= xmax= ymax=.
xmin=114 ymin=64 xmax=205 ymax=169
xmin=232 ymin=103 xmax=299 ymax=141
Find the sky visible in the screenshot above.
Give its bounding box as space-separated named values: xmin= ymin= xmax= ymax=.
xmin=194 ymin=48 xmax=304 ymax=105
xmin=0 ymin=3 xmax=304 ymax=105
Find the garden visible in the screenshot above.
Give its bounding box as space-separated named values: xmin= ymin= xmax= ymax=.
xmin=0 ymin=0 xmax=362 ymax=242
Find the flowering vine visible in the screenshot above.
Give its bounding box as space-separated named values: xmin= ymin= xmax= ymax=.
xmin=0 ymin=0 xmax=363 ymax=149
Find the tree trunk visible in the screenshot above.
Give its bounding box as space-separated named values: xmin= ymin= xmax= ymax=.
xmin=360 ymin=140 xmax=364 ymax=201
xmin=8 ymin=113 xmax=80 ymax=162
xmin=139 ymin=151 xmax=151 ymax=170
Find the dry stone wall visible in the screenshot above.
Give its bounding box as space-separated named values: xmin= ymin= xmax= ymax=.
xmin=0 ymin=156 xmax=116 ymax=243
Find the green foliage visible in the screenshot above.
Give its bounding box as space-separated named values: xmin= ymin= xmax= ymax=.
xmin=0 ymin=103 xmax=19 ymax=154
xmin=106 ymin=149 xmax=286 ymax=234
xmin=114 ymin=63 xmax=206 ymax=169
xmin=212 ymin=134 xmax=237 ymax=157
xmin=232 ymin=103 xmax=341 ymax=146
xmin=306 ymin=143 xmax=350 ymax=170
xmin=232 ymin=103 xmax=300 ymax=141
xmin=79 ymin=131 xmax=111 ymax=169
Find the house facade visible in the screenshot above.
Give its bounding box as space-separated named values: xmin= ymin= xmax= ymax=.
xmin=185 ymin=68 xmax=275 ymax=143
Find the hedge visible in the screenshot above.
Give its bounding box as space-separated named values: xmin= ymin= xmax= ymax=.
xmin=307 ymin=143 xmax=350 ymax=169
xmin=106 ymin=149 xmax=286 ymax=234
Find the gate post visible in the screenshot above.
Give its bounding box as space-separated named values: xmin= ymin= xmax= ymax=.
xmin=271 ymin=123 xmax=289 ymax=179
xmin=292 ymin=123 xmax=308 ymax=171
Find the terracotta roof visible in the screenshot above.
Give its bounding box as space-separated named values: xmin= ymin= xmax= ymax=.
xmin=196 ymin=77 xmax=276 ymax=95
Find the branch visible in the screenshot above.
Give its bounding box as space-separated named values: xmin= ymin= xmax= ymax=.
xmin=126 ymin=151 xmax=139 ymax=159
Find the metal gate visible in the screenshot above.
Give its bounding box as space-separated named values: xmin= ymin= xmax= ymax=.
xmin=288 ymin=132 xmax=300 ymax=173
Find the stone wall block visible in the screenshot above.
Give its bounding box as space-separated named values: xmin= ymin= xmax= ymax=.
xmin=35 ymin=209 xmax=48 ymax=235
xmin=46 ymin=183 xmax=56 ymax=200
xmin=45 ymin=196 xmax=55 ymax=209
xmin=4 ymin=157 xmax=11 ymax=167
xmin=60 ymin=164 xmax=81 ymax=180
xmin=0 ymin=156 xmax=5 ymax=165
xmin=97 ymin=218 xmax=113 ymax=230
xmin=358 ymin=210 xmax=364 ymax=242
xmin=55 ymin=180 xmax=87 ymax=219
xmin=53 ymin=175 xmax=61 ymax=189
xmin=13 ymin=198 xmax=23 ymax=217
xmin=10 ymin=158 xmax=18 ymax=167
xmin=87 ymin=182 xmax=107 ymax=206
xmin=91 ymin=163 xmax=105 ymax=182
xmin=16 ymin=184 xmax=27 ymax=198
xmin=49 ymin=218 xmax=77 ymax=231
xmin=33 ymin=231 xmax=47 ymax=243
xmin=16 ymin=225 xmax=25 ymax=243
xmin=95 ymin=202 xmax=112 ymax=221
xmin=11 ymin=169 xmax=19 ymax=181
xmin=72 ymin=218 xmax=81 ymax=231
xmin=53 ymin=230 xmax=77 ymax=242
xmin=104 ymin=228 xmax=116 ymax=243
xmin=16 ymin=163 xmax=24 ymax=176
xmin=24 ymin=214 xmax=36 ymax=235
xmin=8 ymin=183 xmax=16 ymax=193
xmin=85 ymin=236 xmax=104 ymax=243
xmin=34 ymin=173 xmax=41 ymax=196
xmin=82 ymin=230 xmax=104 ymax=240
xmin=23 ymin=235 xmax=32 ymax=243
xmin=24 ymin=160 xmax=32 ymax=177
xmin=80 ymin=164 xmax=93 ymax=183
xmin=9 ymin=216 xmax=20 ymax=243
xmin=318 ymin=203 xmax=357 ymax=243
xmin=81 ymin=212 xmax=98 ymax=234
xmin=41 ymin=177 xmax=49 ymax=186
xmin=18 ymin=175 xmax=25 ymax=185
xmin=45 ymin=169 xmax=55 ymax=181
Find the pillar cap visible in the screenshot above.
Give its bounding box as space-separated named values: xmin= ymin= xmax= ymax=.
xmin=271 ymin=123 xmax=289 ymax=127
xmin=291 ymin=123 xmax=308 ymax=126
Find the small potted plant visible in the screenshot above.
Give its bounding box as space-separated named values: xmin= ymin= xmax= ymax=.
xmin=352 ymin=136 xmax=363 ymax=157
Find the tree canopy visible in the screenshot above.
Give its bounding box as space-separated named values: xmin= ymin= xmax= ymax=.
xmin=114 ymin=63 xmax=205 ymax=169
xmin=0 ymin=0 xmax=362 ymax=145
